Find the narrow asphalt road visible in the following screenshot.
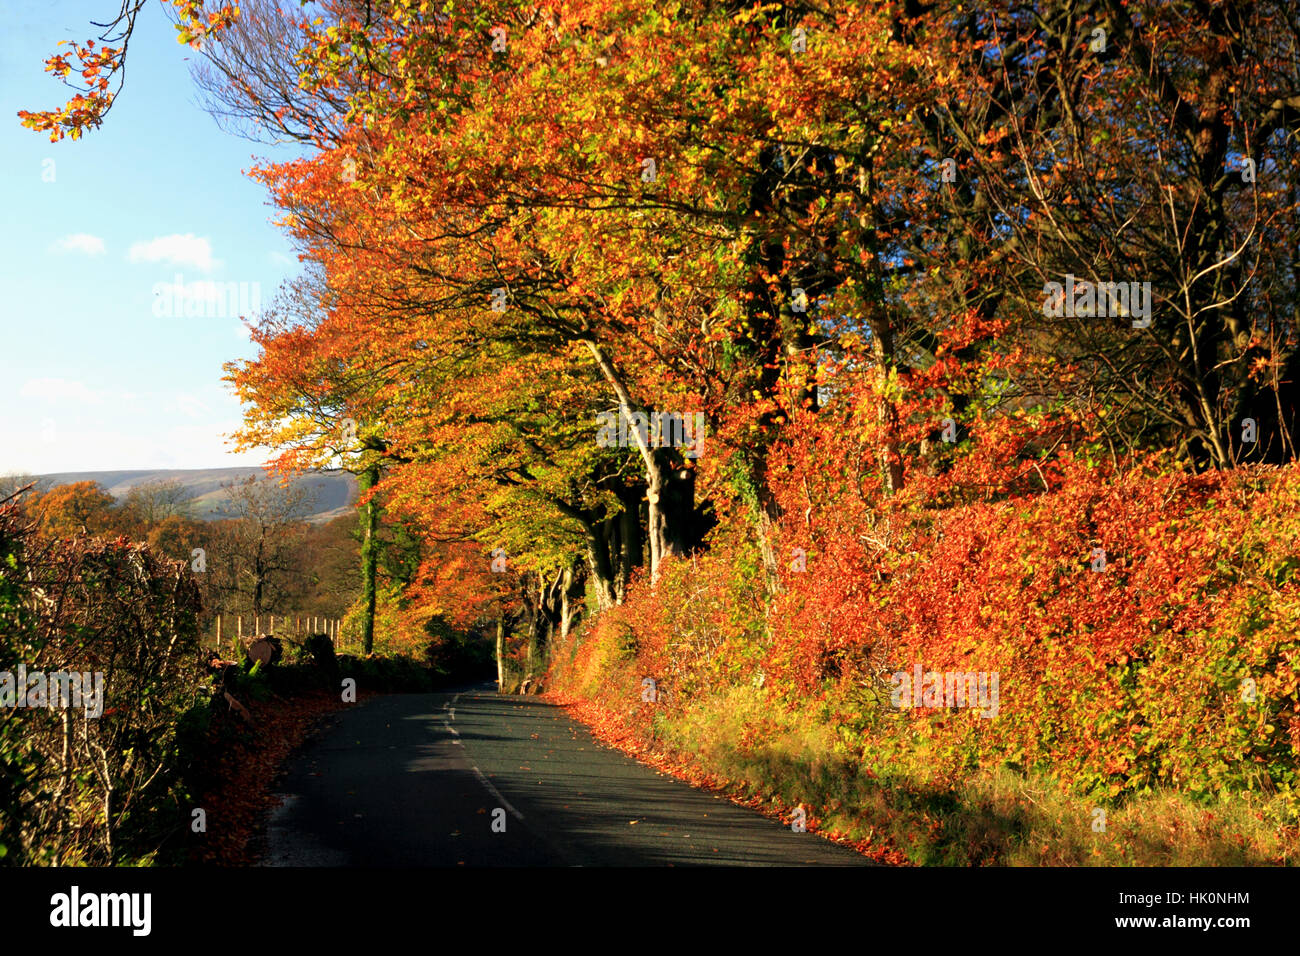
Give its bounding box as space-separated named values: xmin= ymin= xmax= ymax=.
xmin=260 ymin=682 xmax=872 ymax=866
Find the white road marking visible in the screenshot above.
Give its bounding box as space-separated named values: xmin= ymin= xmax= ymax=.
xmin=470 ymin=765 xmax=525 ymax=821
xmin=444 ymin=692 xmax=523 ymax=820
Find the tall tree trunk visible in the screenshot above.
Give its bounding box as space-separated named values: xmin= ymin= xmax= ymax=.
xmin=495 ymin=613 xmax=506 ymax=691
xmin=560 ymin=572 xmax=571 ymax=642
xmin=251 ymin=537 xmax=265 ymax=617
xmin=559 ymin=565 xmax=583 ymax=642
xmin=585 ymin=536 xmax=619 ymax=611
xmin=358 ymin=461 xmax=380 ymax=654
xmin=582 ymin=339 xmax=695 ymax=584
xmin=549 ymin=496 xmax=621 ymax=610
xmin=527 ymin=569 xmax=563 ymax=678
xmin=613 ymin=484 xmax=642 ymax=601
xmin=523 ymin=577 xmax=541 ymax=679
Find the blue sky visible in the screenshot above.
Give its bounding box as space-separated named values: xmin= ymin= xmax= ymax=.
xmin=1 ymin=0 xmax=304 ymax=474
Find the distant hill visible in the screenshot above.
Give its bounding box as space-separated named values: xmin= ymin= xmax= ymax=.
xmin=35 ymin=467 xmax=358 ymax=525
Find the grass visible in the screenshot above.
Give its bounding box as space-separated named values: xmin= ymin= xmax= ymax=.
xmin=600 ymin=682 xmax=1299 ymax=865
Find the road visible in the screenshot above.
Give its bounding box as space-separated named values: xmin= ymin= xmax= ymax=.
xmin=261 ymin=682 xmax=872 ymax=866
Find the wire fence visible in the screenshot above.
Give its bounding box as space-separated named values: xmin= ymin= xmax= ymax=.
xmin=202 ymin=613 xmax=358 ymax=657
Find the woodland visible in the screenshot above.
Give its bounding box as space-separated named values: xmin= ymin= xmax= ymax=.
xmin=9 ymin=0 xmax=1300 ymax=864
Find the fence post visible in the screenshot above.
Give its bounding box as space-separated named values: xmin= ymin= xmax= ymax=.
xmin=270 ymin=614 xmax=275 ymax=635
xmin=216 ymin=614 xmax=222 ymax=654
xmin=237 ymin=615 xmax=242 ymax=644
xmin=255 ymin=614 xmax=260 ymax=637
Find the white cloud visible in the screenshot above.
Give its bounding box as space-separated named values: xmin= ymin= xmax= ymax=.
xmin=50 ymin=233 xmax=106 ymax=256
xmin=269 ymin=251 xmax=296 ymax=266
xmin=19 ymin=377 xmax=103 ymax=405
xmin=129 ymin=234 xmax=219 ymax=271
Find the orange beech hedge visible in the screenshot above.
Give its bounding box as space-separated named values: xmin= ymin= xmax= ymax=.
xmin=551 ymin=458 xmax=1300 ymax=807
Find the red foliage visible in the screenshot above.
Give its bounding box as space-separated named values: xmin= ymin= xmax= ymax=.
xmin=189 ymin=689 xmax=361 ymax=865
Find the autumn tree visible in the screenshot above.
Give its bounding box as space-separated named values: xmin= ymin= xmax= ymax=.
xmin=120 ymin=478 xmax=193 ymax=530
xmin=34 ymin=1 xmax=1300 ymax=691
xmin=925 ymin=0 xmax=1300 ymax=469
xmin=32 ymin=481 xmax=117 ymax=539
xmin=146 ymin=513 xmax=209 ymax=562
xmin=221 ymin=270 xmax=405 ymax=652
xmin=18 ymin=1 xmax=239 ymax=141
xmin=206 ymin=475 xmax=313 ymax=618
